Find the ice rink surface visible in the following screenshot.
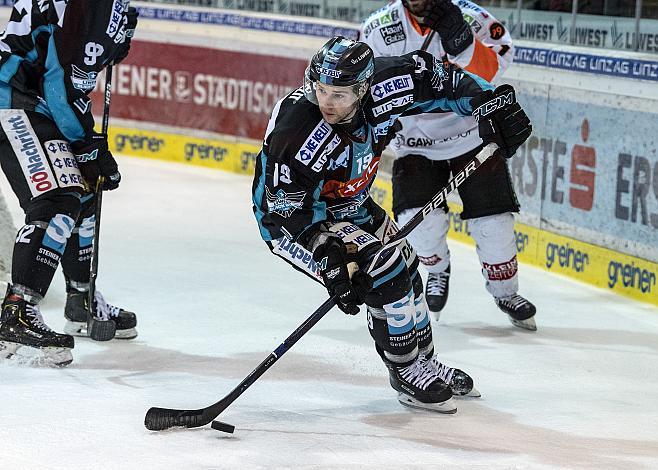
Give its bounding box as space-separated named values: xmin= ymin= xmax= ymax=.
xmin=1 ymin=156 xmax=657 ymax=470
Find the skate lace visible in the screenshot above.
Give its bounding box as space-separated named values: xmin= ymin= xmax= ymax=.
xmin=499 ymin=294 xmax=528 ymax=310
xmin=428 ymin=357 xmax=455 ymax=384
xmin=399 ymin=358 xmax=441 ymax=391
xmin=25 ymin=304 xmax=54 ymax=332
xmin=94 ymin=291 xmax=121 ymax=321
xmin=426 ymin=273 xmax=449 ymax=296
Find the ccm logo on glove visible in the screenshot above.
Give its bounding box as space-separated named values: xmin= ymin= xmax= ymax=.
xmin=472 ymin=90 xmax=515 ymax=123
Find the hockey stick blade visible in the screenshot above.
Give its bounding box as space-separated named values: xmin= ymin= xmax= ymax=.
xmin=145 ymin=402 xmax=225 ymax=431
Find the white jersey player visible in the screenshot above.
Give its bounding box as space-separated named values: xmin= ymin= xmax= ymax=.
xmin=361 ymin=0 xmax=537 ymax=330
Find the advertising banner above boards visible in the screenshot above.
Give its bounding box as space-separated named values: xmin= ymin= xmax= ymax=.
xmin=107 ymin=124 xmax=657 ymax=306
xmin=90 ymin=40 xmax=306 ymax=140
xmin=484 ymin=6 xmax=658 ymax=55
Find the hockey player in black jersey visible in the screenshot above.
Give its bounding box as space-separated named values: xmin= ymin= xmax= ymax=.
xmin=252 ymin=37 xmax=531 ymax=411
xmin=0 ymin=0 xmax=139 ymax=366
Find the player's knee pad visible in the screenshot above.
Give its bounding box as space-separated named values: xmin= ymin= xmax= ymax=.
xmin=61 ymin=197 xmax=96 ymax=282
xmin=396 ymin=207 xmax=450 ymax=273
xmin=69 ymin=192 xmax=97 ymax=249
xmin=17 ymin=213 xmax=77 ymax=256
xmin=468 ymin=212 xmax=516 ymax=256
xmin=365 ymin=245 xmax=413 ymax=307
xmin=367 ymin=289 xmax=419 ymax=365
xmin=12 ymin=210 xmax=77 ymax=297
xmin=468 ymin=213 xmax=519 ymax=297
xmin=413 ymin=296 xmax=433 ymax=357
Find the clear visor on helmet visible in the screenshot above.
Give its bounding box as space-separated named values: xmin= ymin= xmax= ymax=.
xmin=304 ymin=67 xmax=368 ymax=107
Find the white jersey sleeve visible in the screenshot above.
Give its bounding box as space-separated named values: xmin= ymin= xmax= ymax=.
xmin=448 ymin=0 xmax=514 ymax=83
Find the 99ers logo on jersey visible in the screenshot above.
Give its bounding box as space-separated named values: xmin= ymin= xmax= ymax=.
xmin=489 ymin=22 xmax=506 ymax=40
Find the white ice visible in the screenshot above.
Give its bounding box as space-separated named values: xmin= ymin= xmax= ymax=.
xmin=1 ymin=156 xmax=658 ymax=470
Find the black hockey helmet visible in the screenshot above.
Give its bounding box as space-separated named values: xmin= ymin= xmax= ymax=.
xmin=304 ymin=36 xmax=374 ymax=104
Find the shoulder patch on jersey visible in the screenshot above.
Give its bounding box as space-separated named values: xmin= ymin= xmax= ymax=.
xmin=295 ymin=120 xmax=332 ymax=166
xmin=265 ymin=186 xmax=305 ymax=218
xmin=380 ymin=22 xmax=406 ymax=45
xmin=489 ymin=22 xmax=506 ymax=40
xmin=370 ymin=74 xmax=414 ymax=102
xmin=362 ymin=8 xmax=400 ymax=38
xmin=463 ymin=14 xmax=482 ymax=33
xmin=70 ymin=65 xmax=98 ymax=91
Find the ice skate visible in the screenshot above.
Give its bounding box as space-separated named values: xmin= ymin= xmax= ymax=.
xmin=495 ymin=294 xmax=536 ymax=331
xmin=0 ymin=290 xmax=74 ymax=367
xmin=426 ymin=355 xmax=480 ymax=397
xmin=388 ymin=357 xmax=457 ymax=414
xmin=64 ymin=285 xmax=137 ymax=340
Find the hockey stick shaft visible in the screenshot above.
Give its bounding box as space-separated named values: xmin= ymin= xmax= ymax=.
xmin=87 ymin=65 xmax=113 ymax=330
xmin=421 ymin=31 xmax=435 ymax=51
xmin=143 ymin=143 xmax=497 ymax=432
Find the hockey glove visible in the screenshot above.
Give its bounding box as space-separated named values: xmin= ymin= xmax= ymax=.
xmin=72 ymin=134 xmax=121 ymax=191
xmin=423 ymin=0 xmax=473 ymax=56
xmin=112 ymin=7 xmax=139 ymax=64
xmin=471 ymin=84 xmax=532 ymax=159
xmin=312 ymin=234 xmax=373 ymax=315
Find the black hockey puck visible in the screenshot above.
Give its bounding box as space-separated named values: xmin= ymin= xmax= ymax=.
xmin=211 ymin=420 xmax=235 ymax=434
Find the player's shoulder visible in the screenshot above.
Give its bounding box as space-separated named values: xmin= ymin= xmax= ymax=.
xmin=266 ymin=89 xmax=331 ymax=165
xmin=361 ymin=0 xmax=404 ymax=39
xmin=270 ymin=88 xmax=323 ymax=136
xmin=372 ymin=54 xmax=416 ymax=79
xmin=367 ymin=55 xmax=418 ymax=103
xmin=454 ymin=0 xmax=506 ymax=41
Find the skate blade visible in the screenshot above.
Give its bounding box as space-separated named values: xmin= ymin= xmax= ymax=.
xmin=508 ymin=315 xmax=537 ymax=331
xmin=397 ymin=393 xmax=457 ymax=414
xmin=65 ymin=321 xmax=137 ymax=340
xmin=0 ymin=341 xmax=72 ymax=367
xmin=0 ymin=340 xmax=20 ymax=359
xmin=454 ymin=386 xmax=481 ymax=398
xmin=64 ymin=320 xmax=87 ymax=337
xmin=115 ymin=328 xmax=138 ymax=340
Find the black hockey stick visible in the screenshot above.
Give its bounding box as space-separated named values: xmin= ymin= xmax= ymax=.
xmin=421 ymin=30 xmax=435 ymax=51
xmin=143 ymin=142 xmax=498 ymax=433
xmin=86 ymin=64 xmax=116 ymax=342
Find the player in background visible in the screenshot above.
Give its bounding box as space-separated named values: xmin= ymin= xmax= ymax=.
xmin=252 ymin=37 xmax=531 ymax=411
xmin=0 ymin=0 xmax=139 ymax=366
xmin=361 ymin=0 xmax=537 ymax=331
